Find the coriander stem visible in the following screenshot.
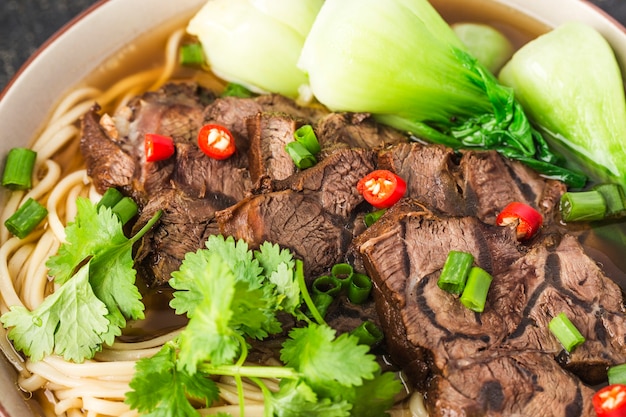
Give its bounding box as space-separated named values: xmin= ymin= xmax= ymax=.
xmin=295 ymin=259 xmax=326 ymax=325
xmin=129 ymin=210 xmax=163 ymax=244
xmin=199 ymin=363 xmax=299 ymax=380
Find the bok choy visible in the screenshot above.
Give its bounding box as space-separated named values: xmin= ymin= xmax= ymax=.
xmin=297 ymin=0 xmax=585 ymax=187
xmin=498 ymin=22 xmax=626 ymax=188
xmin=187 ymin=0 xmax=323 ymax=98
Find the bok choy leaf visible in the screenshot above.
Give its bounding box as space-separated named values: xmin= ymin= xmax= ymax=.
xmin=297 ymin=0 xmax=586 ymax=187
xmin=499 ymin=22 xmax=626 ymax=188
xmin=187 ymin=0 xmax=323 ymax=98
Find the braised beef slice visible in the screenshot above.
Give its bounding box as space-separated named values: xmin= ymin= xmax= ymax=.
xmin=273 ymin=147 xmax=377 ymax=219
xmin=314 ymin=112 xmax=408 ymax=156
xmin=172 ymin=142 xmax=251 ymax=201
xmin=459 ymin=150 xmax=566 ymax=225
xmin=428 ymin=351 xmax=595 ymax=417
xmin=133 ymin=188 xmax=229 ymax=287
xmin=80 ymin=105 xmax=135 ymax=193
xmin=245 ymin=112 xmax=304 ymax=184
xmin=354 ymin=199 xmax=626 ymax=415
xmin=215 ymin=190 xmax=352 ymax=277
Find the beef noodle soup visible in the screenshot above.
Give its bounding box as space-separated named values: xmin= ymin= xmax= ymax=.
xmin=1 ymin=1 xmax=625 ymax=416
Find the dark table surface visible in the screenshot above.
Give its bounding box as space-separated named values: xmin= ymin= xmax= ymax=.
xmin=1 ymin=0 xmax=626 ymax=92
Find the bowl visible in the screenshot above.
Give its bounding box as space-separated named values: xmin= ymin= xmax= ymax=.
xmin=0 ymin=0 xmax=625 ymax=415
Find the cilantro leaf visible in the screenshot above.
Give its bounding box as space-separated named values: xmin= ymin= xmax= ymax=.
xmin=45 ymin=198 xmax=147 ymax=344
xmin=1 ymin=263 xmax=109 ymax=362
xmin=126 ymin=341 xmax=219 ymax=417
xmin=267 ymin=379 xmax=352 ymax=417
xmin=344 ymin=371 xmax=404 ymax=417
xmin=205 ymin=235 xmax=264 ymax=288
xmin=280 ymin=324 xmax=380 ymax=392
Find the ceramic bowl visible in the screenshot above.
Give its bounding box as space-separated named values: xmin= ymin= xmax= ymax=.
xmin=0 ymin=0 xmax=625 ymax=415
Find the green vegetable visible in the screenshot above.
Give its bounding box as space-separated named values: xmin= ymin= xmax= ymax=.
xmin=452 ymin=22 xmax=513 ymax=73
xmin=459 ymin=266 xmax=493 ymax=313
xmin=548 ymin=312 xmax=585 ymax=353
xmin=298 ymin=0 xmax=584 ymax=187
xmin=96 ymin=187 xmax=124 ymax=210
xmin=187 ymin=0 xmax=324 ymax=98
xmin=593 ymin=183 xmax=626 ymax=218
xmin=179 ymin=42 xmax=205 ymax=66
xmin=285 ymin=141 xmax=317 ymax=169
xmin=608 ymin=363 xmax=626 ymax=385
xmin=2 ymin=147 xmax=37 ymax=190
xmin=294 ymin=124 xmax=321 ymax=154
xmin=311 ymin=275 xmax=342 ymax=318
xmin=437 ymin=250 xmax=474 ymax=295
xmin=221 ymin=82 xmax=255 ymax=98
xmin=4 ymin=197 xmax=48 ymax=239
xmin=331 ymin=262 xmax=354 ymax=290
xmin=499 ymin=22 xmax=626 ymax=187
xmin=348 ymin=273 xmax=372 ymax=304
xmin=350 ymin=321 xmax=384 ymax=347
xmin=364 ymin=209 xmax=386 ymax=227
xmin=126 ymin=236 xmax=402 ymax=416
xmin=110 ymin=196 xmax=138 ymax=225
xmin=1 ymin=198 xmax=162 ymax=361
xmin=560 ymin=190 xmax=607 ymax=222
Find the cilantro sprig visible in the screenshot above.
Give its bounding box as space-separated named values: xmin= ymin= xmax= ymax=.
xmin=126 ymin=235 xmax=402 ymax=416
xmin=1 ymin=197 xmax=161 ymax=362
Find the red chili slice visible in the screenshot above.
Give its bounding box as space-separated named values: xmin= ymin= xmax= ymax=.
xmin=197 ymin=124 xmax=236 ymax=160
xmin=496 ymin=202 xmax=543 ymax=240
xmin=593 ymin=384 xmax=626 ymax=417
xmin=357 ymin=170 xmax=406 ymax=209
xmin=145 ymin=133 xmax=175 ymax=162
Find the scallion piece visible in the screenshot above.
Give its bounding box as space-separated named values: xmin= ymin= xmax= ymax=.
xmin=5 ymin=198 xmax=48 ymax=239
xmin=111 ymin=197 xmax=138 ymax=225
xmin=364 ymin=209 xmax=386 ymax=227
xmin=294 ymin=125 xmax=321 ymax=155
xmin=459 ymin=266 xmax=492 ymax=313
xmin=96 ymin=188 xmax=124 ymax=210
xmin=221 ymin=82 xmax=254 ymax=98
xmin=2 ymin=147 xmax=37 ymax=190
xmin=593 ymin=183 xmax=626 ymax=218
xmin=608 ymin=363 xmax=626 ymax=385
xmin=348 ymin=273 xmax=372 ymax=304
xmin=437 ymin=250 xmax=474 ymax=295
xmin=548 ymin=312 xmax=585 ymax=353
xmin=560 ymin=190 xmax=607 ymax=222
xmin=331 ymin=263 xmax=353 ymax=290
xmin=350 ymin=321 xmax=384 ymax=347
xmin=285 ymin=141 xmax=317 ymax=169
xmin=311 ymin=275 xmax=342 ymax=319
xmin=179 ymin=43 xmax=205 ymax=66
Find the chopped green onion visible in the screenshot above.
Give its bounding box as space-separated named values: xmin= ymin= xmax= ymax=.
xmin=608 ymin=363 xmax=626 ymax=385
xmin=294 ymin=125 xmax=321 ymax=155
xmin=2 ymin=147 xmax=37 ymax=190
xmin=437 ymin=250 xmax=475 ymax=295
xmin=593 ymin=183 xmax=626 ymax=218
xmin=459 ymin=266 xmax=492 ymax=313
xmin=96 ymin=188 xmax=124 ymax=210
xmin=560 ymin=190 xmax=607 ymax=222
xmin=179 ymin=43 xmax=205 ymax=66
xmin=364 ymin=209 xmax=386 ymax=227
xmin=221 ymin=82 xmax=255 ymax=98
xmin=285 ymin=141 xmax=317 ymax=169
xmin=5 ymin=198 xmax=48 ymax=239
xmin=111 ymin=197 xmax=138 ymax=225
xmin=548 ymin=312 xmax=586 ymax=352
xmin=312 ymin=275 xmax=343 ymax=319
xmin=348 ymin=273 xmax=372 ymax=304
xmin=331 ymin=263 xmax=353 ymax=290
xmin=350 ymin=321 xmax=384 ymax=347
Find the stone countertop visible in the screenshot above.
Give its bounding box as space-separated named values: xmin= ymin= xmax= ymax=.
xmin=1 ymin=0 xmax=626 ymax=91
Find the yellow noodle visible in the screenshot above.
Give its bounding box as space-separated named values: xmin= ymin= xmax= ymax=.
xmin=48 ymin=87 xmax=101 ymax=124
xmin=23 ymin=230 xmax=60 ymax=309
xmin=149 ymin=28 xmax=186 ymax=91
xmin=46 ymin=169 xmax=89 ymax=242
xmin=53 ymin=397 xmax=83 ymax=416
xmin=34 ymin=125 xmax=80 ymax=166
xmin=9 ymin=243 xmax=35 ymax=294
xmin=81 ymin=397 xmax=133 ymax=416
xmin=43 ymin=356 xmax=136 ymax=378
xmin=199 ymin=404 xmax=265 ymax=416
xmin=0 ymin=190 xmax=25 ymax=244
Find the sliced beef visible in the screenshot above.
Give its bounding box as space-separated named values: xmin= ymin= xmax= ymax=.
xmin=428 ymin=351 xmax=595 ymax=417
xmin=133 ymin=188 xmax=229 ymax=287
xmin=314 ymin=112 xmax=408 ymax=155
xmin=377 ymin=142 xmax=466 ymax=216
xmin=274 ymin=147 xmax=377 ymax=219
xmin=215 ymin=190 xmax=352 ymax=277
xmin=353 ymin=199 xmax=625 ymax=415
xmin=245 ymin=112 xmax=305 ymax=184
xmin=80 ymin=105 xmax=135 ymax=193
